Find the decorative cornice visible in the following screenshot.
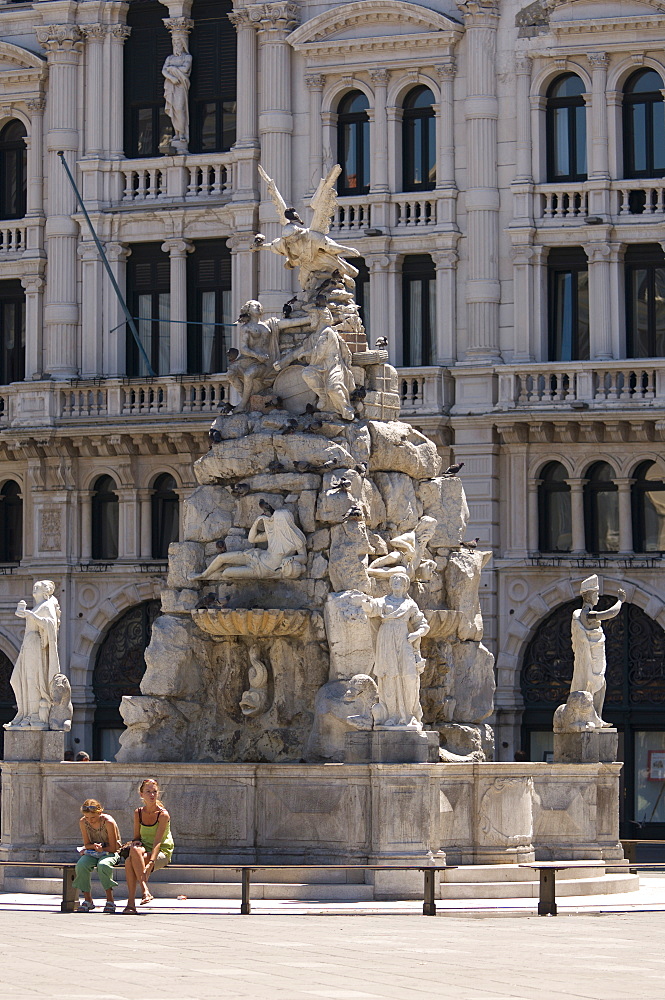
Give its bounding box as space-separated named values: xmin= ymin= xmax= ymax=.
xmin=289 ymin=0 xmax=462 ymax=49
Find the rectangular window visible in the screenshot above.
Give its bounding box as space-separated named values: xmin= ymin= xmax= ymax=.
xmin=402 ymin=255 xmax=436 ymax=367
xmin=0 ymin=280 xmax=25 ymax=384
xmin=124 ymin=3 xmax=174 ymax=157
xmin=126 ymin=245 xmax=171 ymax=376
xmin=626 ymin=244 xmax=665 ymax=358
xmin=548 ymin=249 xmax=589 ymax=362
xmin=189 ymin=2 xmax=237 ymax=154
xmin=187 ymin=240 xmax=232 ymax=374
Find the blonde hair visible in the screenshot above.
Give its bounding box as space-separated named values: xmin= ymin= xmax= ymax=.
xmin=139 ymin=777 xmax=165 ymax=810
xmin=81 ymin=798 xmax=103 ymax=814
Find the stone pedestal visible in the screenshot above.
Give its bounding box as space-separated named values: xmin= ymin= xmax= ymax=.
xmin=554 ymin=729 xmax=618 ymax=764
xmin=345 ymin=729 xmax=439 ymax=764
xmin=3 ymin=729 xmax=65 ymax=762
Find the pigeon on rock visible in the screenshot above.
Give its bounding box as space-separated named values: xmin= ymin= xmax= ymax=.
xmin=231 ymin=483 xmax=251 ymax=497
xmin=443 ymin=462 xmax=464 ymax=476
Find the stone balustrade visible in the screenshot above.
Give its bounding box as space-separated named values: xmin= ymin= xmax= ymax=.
xmin=0 ymin=220 xmax=27 ymax=254
xmin=534 ymin=178 xmax=665 ymax=224
xmin=497 ymin=360 xmax=665 ymax=409
xmin=331 ymin=192 xmax=443 ymax=235
xmin=118 ymin=153 xmax=234 ymax=205
xmin=536 ymin=183 xmax=589 ymax=221
xmin=399 ymin=366 xmax=453 ymax=416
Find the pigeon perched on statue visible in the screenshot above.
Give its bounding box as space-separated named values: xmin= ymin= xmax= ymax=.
xmin=443 ymin=462 xmax=464 ymax=476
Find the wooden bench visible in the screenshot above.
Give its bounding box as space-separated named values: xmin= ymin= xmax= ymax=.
xmin=620 ymin=839 xmax=665 ymax=864
xmin=518 ymin=860 xmax=607 ymax=916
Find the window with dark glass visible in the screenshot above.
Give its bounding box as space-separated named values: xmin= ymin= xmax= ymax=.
xmin=337 ymin=91 xmax=370 ymax=196
xmin=546 ymin=74 xmax=587 ymax=182
xmin=633 ymin=461 xmax=665 ymax=553
xmin=353 ymin=256 xmax=370 ymax=340
xmin=548 ymin=248 xmax=589 ymax=362
xmin=0 ymin=280 xmax=25 ymax=384
xmin=126 ymin=244 xmax=170 ymax=377
xmin=190 ymin=0 xmax=236 ymax=153
xmin=187 ymin=239 xmax=231 ymax=374
xmin=624 ymin=69 xmax=665 ymax=180
xmin=403 ymin=86 xmax=436 ymax=192
xmin=0 ymin=120 xmax=26 ymax=220
xmin=151 ymin=473 xmax=179 ymax=559
xmin=626 ymin=244 xmax=665 ymax=358
xmin=584 ymin=462 xmax=619 ymax=554
xmin=538 ymin=462 xmax=571 ymax=552
xmin=0 ymin=481 xmax=21 ymax=563
xmin=92 ymin=475 xmax=119 ymax=561
xmin=402 ymin=255 xmax=436 ymax=367
xmin=124 ymin=1 xmax=173 ymax=157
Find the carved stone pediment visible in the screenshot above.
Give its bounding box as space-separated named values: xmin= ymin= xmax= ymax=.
xmin=548 ymin=0 xmax=665 ymax=32
xmin=0 ymin=41 xmax=46 ymax=95
xmin=289 ymin=0 xmax=463 ymax=59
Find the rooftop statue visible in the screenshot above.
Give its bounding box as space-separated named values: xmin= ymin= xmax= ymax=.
xmin=252 ymin=164 xmax=361 ymax=291
xmin=162 ymin=29 xmax=192 ymax=152
xmin=4 ymin=580 xmax=62 ymax=731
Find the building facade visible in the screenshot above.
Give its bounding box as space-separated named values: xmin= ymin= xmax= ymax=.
xmin=0 ymin=0 xmax=664 ymax=833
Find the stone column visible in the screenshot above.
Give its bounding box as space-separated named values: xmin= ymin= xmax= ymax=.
xmin=138 ymin=487 xmax=152 ymax=559
xmin=105 ymin=242 xmax=131 ymax=377
xmin=527 ymin=478 xmax=540 ymax=553
xmin=370 ymin=67 xmax=389 ymax=194
xmin=80 ymin=490 xmax=93 ymax=560
xmin=510 ymin=241 xmax=536 ymax=362
xmin=255 ymin=1 xmax=299 ymax=311
xmin=36 ymin=24 xmax=83 ymax=378
xmin=228 ymin=233 xmax=255 ymax=346
xmin=512 ymin=56 xmax=533 ymax=227
xmin=586 ymin=240 xmax=613 ymax=360
xmin=616 ymin=478 xmax=634 ymax=555
xmin=21 ymin=275 xmax=45 ymax=380
xmin=436 ymin=59 xmax=457 ymax=226
xmin=25 ymin=97 xmax=45 ymax=219
xmin=117 ymin=487 xmax=139 ymax=560
xmin=457 ymin=0 xmax=501 ymax=362
xmin=109 ymin=24 xmax=131 ymax=159
xmin=589 ymin=53 xmax=610 ymax=180
xmin=305 ymin=74 xmax=325 ymax=194
xmin=81 ymin=23 xmax=107 ymax=157
xmin=530 ymin=94 xmax=547 ymax=183
xmin=78 ymin=241 xmax=104 ymax=376
xmin=366 ymin=254 xmax=392 ymax=355
xmin=228 ymin=8 xmax=259 ymax=148
xmin=162 ymin=238 xmax=194 ymax=375
xmin=322 ymin=111 xmax=337 ymax=175
xmin=432 ymin=248 xmax=458 ymax=364
xmin=567 ymin=479 xmax=587 ymax=554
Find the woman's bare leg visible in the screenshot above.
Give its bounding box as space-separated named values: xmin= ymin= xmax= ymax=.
xmin=124 ymin=858 xmax=138 ymax=913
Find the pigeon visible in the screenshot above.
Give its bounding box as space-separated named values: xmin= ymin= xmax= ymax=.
xmin=218 ymin=402 xmax=235 ymax=415
xmin=330 ymin=475 xmax=352 ymax=493
xmin=321 ymin=459 xmax=336 ymax=470
xmin=231 ymin=483 xmax=251 ymax=497
xmin=208 ymin=428 xmax=223 ymax=444
xmin=350 ymin=385 xmax=367 ymax=402
xmin=355 ymin=462 xmax=368 ymax=476
xmin=215 ymin=539 xmax=227 ymax=552
xmin=462 ymin=537 xmax=480 ymax=549
xmin=343 ymin=504 xmax=364 ymax=522
xmin=294 ymin=460 xmax=317 ymax=474
xmin=280 ymin=418 xmax=299 ymax=435
xmin=197 ymin=592 xmax=227 ymax=611
xmin=305 ymin=403 xmax=317 ymax=415
xmin=268 ymin=459 xmax=285 ymax=472
xmin=443 ymin=462 xmax=465 ymax=476
xmin=375 ymin=337 xmax=388 ymax=349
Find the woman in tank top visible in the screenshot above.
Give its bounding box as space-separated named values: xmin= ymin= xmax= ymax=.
xmin=73 ymin=798 xmax=121 ymax=912
xmin=123 ymin=777 xmax=174 ymax=914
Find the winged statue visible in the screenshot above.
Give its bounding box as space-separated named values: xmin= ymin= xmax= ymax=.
xmin=252 ymin=164 xmax=361 ymax=292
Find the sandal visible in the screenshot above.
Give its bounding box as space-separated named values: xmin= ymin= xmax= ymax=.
xmin=103 ymin=902 xmax=116 ymax=913
xmin=140 ymin=892 xmax=154 ymax=905
xmin=78 ymin=900 xmax=95 ymax=912
xmin=122 ymin=906 xmax=138 ymax=914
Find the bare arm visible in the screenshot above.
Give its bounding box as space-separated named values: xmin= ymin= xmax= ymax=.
xmin=584 ymin=589 xmax=626 ymax=625
xmin=132 ymin=808 xmax=141 ymax=845
xmin=248 ymin=517 xmax=268 ymax=544
xmin=104 ymin=815 xmax=121 ymax=853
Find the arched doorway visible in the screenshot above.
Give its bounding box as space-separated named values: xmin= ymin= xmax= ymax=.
xmin=521 ymin=599 xmax=665 ymax=837
xmin=0 ymin=648 xmax=15 ymax=758
xmin=92 ymin=600 xmax=160 ymax=760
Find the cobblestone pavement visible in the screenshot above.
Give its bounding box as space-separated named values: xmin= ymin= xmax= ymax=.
xmin=0 ymin=907 xmax=664 ymax=1000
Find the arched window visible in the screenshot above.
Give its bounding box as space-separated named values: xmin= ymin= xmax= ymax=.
xmin=537 ymin=463 xmax=571 ymax=552
xmin=92 ymin=475 xmax=119 ymax=561
xmin=0 ymin=120 xmax=26 ymax=220
xmin=623 ymin=69 xmax=665 ymax=180
xmin=402 ymin=254 xmax=436 ymax=366
xmin=584 ymin=462 xmax=619 ymax=553
xmin=546 ymin=74 xmax=587 ymax=182
xmin=625 ymin=244 xmax=665 ymax=358
xmin=152 ymin=473 xmax=179 ymax=559
xmin=633 ymin=461 xmax=665 ymax=553
xmin=0 ymin=481 xmax=22 ymax=563
xmin=403 ymin=86 xmax=435 ymax=192
xmin=93 ymin=599 xmax=161 ymax=760
xmin=521 ymin=599 xmax=665 ymax=833
xmin=337 ymin=91 xmax=370 ymax=196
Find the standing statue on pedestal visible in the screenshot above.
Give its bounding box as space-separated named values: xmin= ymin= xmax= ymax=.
xmin=162 ymin=27 xmax=192 ymax=153
xmin=252 ymin=165 xmax=360 ymax=291
xmin=353 ymin=572 xmax=430 ymax=730
xmin=4 ymin=580 xmax=61 ymax=731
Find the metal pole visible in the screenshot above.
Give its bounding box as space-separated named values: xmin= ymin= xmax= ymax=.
xmin=57 ymin=150 xmax=155 ymax=377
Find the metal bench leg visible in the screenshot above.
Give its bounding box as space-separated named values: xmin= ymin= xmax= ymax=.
xmin=61 ymin=864 xmax=77 ymax=913
xmin=537 ymin=870 xmax=557 ymax=916
xmin=423 ymin=869 xmax=437 ymax=916
xmin=241 ymin=868 xmax=251 ymax=915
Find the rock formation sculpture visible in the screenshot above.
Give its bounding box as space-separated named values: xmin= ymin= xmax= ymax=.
xmin=4 ymin=580 xmax=62 ymax=731
xmin=48 ymin=672 xmax=73 ymax=732
xmin=305 ymin=673 xmax=378 ymax=762
xmin=239 ymin=646 xmax=270 ymax=717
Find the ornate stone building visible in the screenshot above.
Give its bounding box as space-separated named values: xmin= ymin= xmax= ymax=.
xmin=0 ymin=0 xmax=664 ymax=834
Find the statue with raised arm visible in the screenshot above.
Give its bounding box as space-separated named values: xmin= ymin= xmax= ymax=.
xmin=273 ymin=295 xmax=356 ymax=421
xmin=189 ymin=501 xmax=307 ymax=582
xmin=569 ymin=575 xmax=626 ymax=727
xmin=352 ymin=572 xmax=430 ymax=730
xmin=227 ymin=300 xmax=311 ymax=412
xmin=252 ymin=165 xmax=361 ymax=291
xmin=4 ymin=580 xmax=61 ymax=731
xmin=162 ymin=28 xmax=193 ymax=151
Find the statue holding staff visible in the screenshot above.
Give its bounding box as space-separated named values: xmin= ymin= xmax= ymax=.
xmin=4 ymin=580 xmax=61 ymax=730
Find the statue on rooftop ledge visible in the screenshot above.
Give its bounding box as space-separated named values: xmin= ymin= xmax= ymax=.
xmin=252 ymin=164 xmax=361 ymax=291
xmin=162 ymin=27 xmax=192 ymax=153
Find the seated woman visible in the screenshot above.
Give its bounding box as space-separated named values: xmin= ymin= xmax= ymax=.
xmin=72 ymin=798 xmax=121 ymax=913
xmin=124 ymin=777 xmax=174 ymax=914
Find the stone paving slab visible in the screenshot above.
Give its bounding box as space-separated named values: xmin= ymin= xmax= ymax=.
xmin=1 ymin=888 xmax=665 ymax=1000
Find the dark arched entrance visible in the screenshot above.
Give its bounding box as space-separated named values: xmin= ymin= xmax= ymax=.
xmin=93 ymin=600 xmax=160 ymax=760
xmin=521 ymin=599 xmax=665 ymax=838
xmin=0 ymin=648 xmax=15 ymax=758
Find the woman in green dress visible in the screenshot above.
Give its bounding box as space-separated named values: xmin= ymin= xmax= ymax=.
xmin=123 ymin=777 xmax=174 ymax=914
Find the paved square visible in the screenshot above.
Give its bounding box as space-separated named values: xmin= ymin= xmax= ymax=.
xmin=1 ymin=909 xmax=664 ymax=1000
